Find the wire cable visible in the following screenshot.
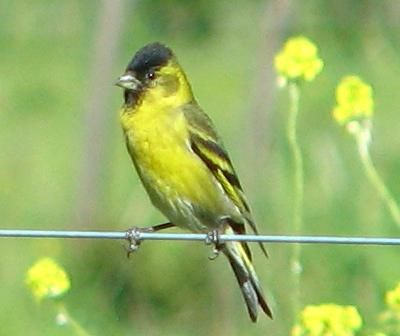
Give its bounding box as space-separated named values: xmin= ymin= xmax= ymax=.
xmin=0 ymin=229 xmax=400 ymax=246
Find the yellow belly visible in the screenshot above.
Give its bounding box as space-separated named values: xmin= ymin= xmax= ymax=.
xmin=122 ymin=109 xmax=230 ymax=231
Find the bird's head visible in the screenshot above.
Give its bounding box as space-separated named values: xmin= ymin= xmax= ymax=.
xmin=116 ymin=42 xmax=193 ymax=108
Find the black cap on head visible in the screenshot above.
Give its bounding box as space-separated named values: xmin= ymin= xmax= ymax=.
xmin=127 ymin=42 xmax=173 ymax=77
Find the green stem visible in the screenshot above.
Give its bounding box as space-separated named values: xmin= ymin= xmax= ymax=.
xmin=57 ymin=303 xmax=92 ymax=336
xmin=354 ymin=129 xmax=400 ymax=227
xmin=287 ymin=82 xmax=303 ymax=320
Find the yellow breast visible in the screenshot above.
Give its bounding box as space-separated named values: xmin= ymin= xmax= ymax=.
xmin=120 ymin=104 xmax=225 ymax=222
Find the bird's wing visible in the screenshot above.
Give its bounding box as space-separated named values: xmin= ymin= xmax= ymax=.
xmin=183 ymin=104 xmax=250 ymax=218
xmin=183 ymin=104 xmax=268 ymax=257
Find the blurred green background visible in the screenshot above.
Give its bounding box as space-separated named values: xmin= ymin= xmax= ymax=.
xmin=1 ymin=0 xmax=400 ymax=335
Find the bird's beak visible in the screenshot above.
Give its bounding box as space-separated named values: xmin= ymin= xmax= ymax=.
xmin=115 ymin=73 xmax=141 ymax=90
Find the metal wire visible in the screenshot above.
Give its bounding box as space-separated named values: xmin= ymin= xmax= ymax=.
xmin=0 ymin=229 xmax=400 ymax=246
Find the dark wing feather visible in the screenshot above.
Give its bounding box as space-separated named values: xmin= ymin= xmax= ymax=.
xmin=183 ymin=104 xmax=268 ymax=258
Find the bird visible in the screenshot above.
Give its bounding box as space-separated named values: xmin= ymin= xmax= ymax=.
xmin=115 ymin=42 xmax=272 ymax=322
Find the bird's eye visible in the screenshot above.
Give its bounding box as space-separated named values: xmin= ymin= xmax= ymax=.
xmin=147 ymin=70 xmax=156 ymax=80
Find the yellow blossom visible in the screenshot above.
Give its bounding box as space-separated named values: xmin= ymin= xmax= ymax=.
xmin=291 ymin=304 xmax=362 ymax=336
xmin=332 ymin=76 xmax=374 ymax=125
xmin=386 ymin=283 xmax=400 ymax=312
xmin=275 ymin=36 xmax=324 ymax=84
xmin=25 ymin=258 xmax=70 ymax=301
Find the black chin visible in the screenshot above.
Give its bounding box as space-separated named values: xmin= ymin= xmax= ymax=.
xmin=124 ymin=89 xmax=141 ymax=107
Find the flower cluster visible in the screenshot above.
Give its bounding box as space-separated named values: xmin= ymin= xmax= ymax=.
xmin=376 ymin=283 xmax=400 ymax=335
xmin=25 ymin=258 xmax=71 ymax=301
xmin=292 ymin=304 xmax=362 ymax=336
xmin=332 ymin=76 xmax=374 ymax=125
xmin=275 ymin=36 xmax=324 ymax=85
xmin=386 ymin=283 xmax=400 ymax=312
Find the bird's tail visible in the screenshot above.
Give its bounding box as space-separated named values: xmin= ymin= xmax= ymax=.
xmin=222 ymin=236 xmax=273 ymax=322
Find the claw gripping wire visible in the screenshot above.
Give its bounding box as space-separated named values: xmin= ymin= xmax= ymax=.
xmin=205 ymin=229 xmax=225 ymax=260
xmin=125 ymin=227 xmax=143 ymax=257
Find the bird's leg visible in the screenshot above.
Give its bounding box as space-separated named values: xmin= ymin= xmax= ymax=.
xmin=205 ymin=229 xmax=225 ymax=260
xmin=146 ymin=222 xmax=176 ymax=232
xmin=125 ymin=222 xmax=175 ymax=257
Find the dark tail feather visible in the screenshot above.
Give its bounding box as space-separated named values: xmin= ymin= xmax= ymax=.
xmin=223 ymin=243 xmax=273 ymax=322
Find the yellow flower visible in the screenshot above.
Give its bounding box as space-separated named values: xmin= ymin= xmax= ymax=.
xmin=386 ymin=283 xmax=400 ymax=312
xmin=291 ymin=304 xmax=362 ymax=336
xmin=25 ymin=258 xmax=71 ymax=301
xmin=275 ymin=36 xmax=324 ymax=84
xmin=332 ymin=76 xmax=374 ymax=125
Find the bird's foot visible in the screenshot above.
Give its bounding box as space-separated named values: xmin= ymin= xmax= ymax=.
xmin=205 ymin=229 xmax=224 ymax=260
xmin=125 ymin=227 xmax=145 ymax=257
xmin=125 ymin=222 xmax=175 ymax=257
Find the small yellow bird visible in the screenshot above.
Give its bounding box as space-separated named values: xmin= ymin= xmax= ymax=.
xmin=116 ymin=42 xmax=272 ymax=322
